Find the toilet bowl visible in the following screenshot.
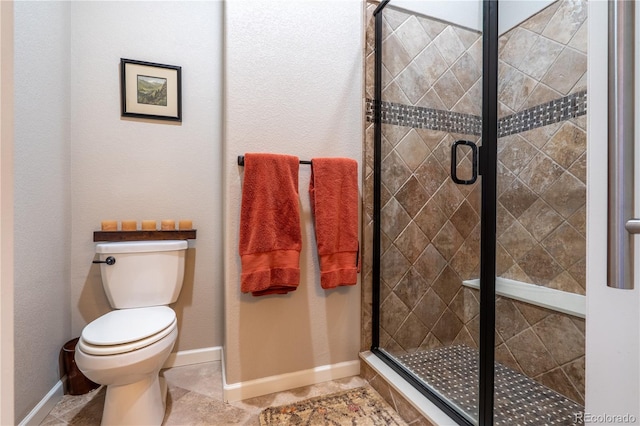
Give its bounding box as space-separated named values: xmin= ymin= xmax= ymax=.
xmin=76 ymin=240 xmax=188 ymax=425
xmin=75 ymin=306 xmax=178 ymax=425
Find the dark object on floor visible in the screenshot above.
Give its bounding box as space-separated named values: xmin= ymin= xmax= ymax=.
xmin=62 ymin=338 xmax=99 ymax=395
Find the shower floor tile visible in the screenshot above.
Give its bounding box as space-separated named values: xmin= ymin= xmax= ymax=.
xmin=396 ymin=345 xmax=583 ymax=425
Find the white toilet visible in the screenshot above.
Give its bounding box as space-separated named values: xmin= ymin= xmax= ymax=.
xmin=75 ymin=240 xmax=188 ymax=425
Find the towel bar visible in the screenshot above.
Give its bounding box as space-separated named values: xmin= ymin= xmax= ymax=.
xmin=237 ymin=155 xmax=311 ymax=166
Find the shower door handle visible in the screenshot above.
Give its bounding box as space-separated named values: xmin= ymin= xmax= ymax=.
xmin=451 ymin=140 xmax=478 ymax=185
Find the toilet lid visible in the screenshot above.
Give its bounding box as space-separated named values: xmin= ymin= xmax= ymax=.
xmin=81 ymin=306 xmax=176 ymax=347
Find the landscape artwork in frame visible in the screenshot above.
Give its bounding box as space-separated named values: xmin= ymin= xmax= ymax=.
xmin=120 ymin=58 xmax=182 ymax=122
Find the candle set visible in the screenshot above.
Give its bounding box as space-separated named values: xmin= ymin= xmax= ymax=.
xmin=100 ymin=219 xmax=193 ymax=231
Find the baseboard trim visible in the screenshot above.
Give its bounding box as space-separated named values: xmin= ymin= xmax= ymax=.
xmin=20 ymin=346 xmax=221 ymax=425
xmin=18 ymin=377 xmax=66 ymax=426
xmin=163 ymin=346 xmax=222 ymax=368
xmin=223 ymin=358 xmax=361 ymax=402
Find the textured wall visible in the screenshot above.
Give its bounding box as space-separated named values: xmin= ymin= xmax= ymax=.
xmin=223 ymin=0 xmax=363 ymax=387
xmin=69 ymin=1 xmax=223 ymax=352
xmin=13 ymin=2 xmax=71 ymax=421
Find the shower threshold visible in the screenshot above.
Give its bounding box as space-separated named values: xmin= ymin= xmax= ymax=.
xmin=395 ymin=345 xmax=583 ymax=425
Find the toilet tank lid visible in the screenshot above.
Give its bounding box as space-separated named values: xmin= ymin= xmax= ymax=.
xmin=96 ymin=240 xmax=187 ymax=254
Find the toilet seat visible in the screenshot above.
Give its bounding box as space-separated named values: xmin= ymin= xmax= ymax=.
xmin=79 ymin=306 xmax=177 ymax=356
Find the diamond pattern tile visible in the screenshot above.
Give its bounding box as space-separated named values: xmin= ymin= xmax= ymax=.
xmin=450 ymin=52 xmax=481 ymax=91
xmin=413 ymin=244 xmax=447 ymax=285
xmin=541 ymin=223 xmax=585 ymax=269
xmin=542 ymin=172 xmax=586 ymax=218
xmin=431 ymin=308 xmax=463 ymax=345
xmin=394 ymin=222 xmax=430 ymax=264
xmin=395 ymin=176 xmax=429 ymax=218
xmin=432 ymin=70 xmax=466 ymax=109
xmin=518 ymin=152 xmax=564 ymax=196
xmin=381 ymin=150 xmax=412 ymax=194
xmin=541 ymin=48 xmax=587 ymax=95
xmin=414 ymin=155 xmax=448 ymax=198
xmin=533 ymin=314 xmax=585 ymax=365
xmin=432 ymin=221 xmax=465 ymax=261
xmin=449 ymin=287 xmax=480 ymax=324
xmin=363 ymin=1 xmax=586 ymax=407
xmin=380 ymin=197 xmax=410 ymax=241
xmin=395 ymin=62 xmax=431 ymax=104
xmin=450 ymin=200 xmax=479 ymax=238
xmin=394 ymin=313 xmax=429 ymax=351
xmin=518 ymin=35 xmax=564 ymax=81
xmin=431 ymin=265 xmax=462 ymax=305
xmin=542 ymin=122 xmax=586 ymax=169
xmin=396 ymin=15 xmax=431 ymax=58
xmin=498 ymin=134 xmax=537 ymax=176
xmin=518 ymin=245 xmax=564 ymax=285
xmin=499 ymin=178 xmax=538 ymax=218
xmin=380 ymin=244 xmax=411 ymax=287
xmin=518 ymin=199 xmax=563 ymax=242
xmin=395 ymin=130 xmax=430 ymax=171
xmin=498 ymin=221 xmax=537 ymax=261
xmin=499 ymin=27 xmax=538 ymax=69
xmin=432 ymin=179 xmax=465 ymax=217
xmin=413 ymin=289 xmax=446 ymax=331
xmin=542 ymin=0 xmax=587 ymax=45
xmin=393 ymin=267 xmax=429 ymax=310
xmin=381 ymin=33 xmax=412 ymax=78
xmin=414 ymin=198 xmax=448 ymax=240
xmin=433 ymin=26 xmax=466 ymax=66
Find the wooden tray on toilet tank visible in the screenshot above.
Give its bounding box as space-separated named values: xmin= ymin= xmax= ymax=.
xmin=93 ymin=230 xmax=197 ymax=242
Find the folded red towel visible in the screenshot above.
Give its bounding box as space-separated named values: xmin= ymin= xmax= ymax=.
xmin=239 ymin=153 xmax=302 ymax=296
xmin=309 ymin=158 xmax=359 ymax=289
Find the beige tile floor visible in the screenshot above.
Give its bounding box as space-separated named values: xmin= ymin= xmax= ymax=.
xmin=40 ymin=361 xmax=369 ymax=425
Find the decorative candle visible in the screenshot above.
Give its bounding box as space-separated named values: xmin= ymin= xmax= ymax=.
xmin=161 ymin=219 xmax=175 ymax=230
xmin=141 ymin=220 xmax=157 ymax=230
xmin=121 ymin=220 xmax=137 ymax=231
xmin=178 ymin=219 xmax=192 ymax=230
xmin=101 ymin=220 xmax=118 ymax=231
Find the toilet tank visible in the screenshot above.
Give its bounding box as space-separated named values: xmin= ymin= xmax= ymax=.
xmin=95 ymin=240 xmax=188 ymax=309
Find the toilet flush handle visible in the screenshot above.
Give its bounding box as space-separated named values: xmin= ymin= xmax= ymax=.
xmin=92 ymin=256 xmax=116 ymax=265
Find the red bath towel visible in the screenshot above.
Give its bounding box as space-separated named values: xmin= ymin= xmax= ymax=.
xmin=309 ymin=158 xmax=359 ymax=289
xmin=239 ymin=153 xmax=302 ymax=296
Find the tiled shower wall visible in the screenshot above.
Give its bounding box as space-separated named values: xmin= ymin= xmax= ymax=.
xmin=362 ymin=1 xmax=586 ymax=405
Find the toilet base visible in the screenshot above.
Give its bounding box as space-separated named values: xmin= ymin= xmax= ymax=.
xmin=101 ymin=374 xmax=168 ymax=425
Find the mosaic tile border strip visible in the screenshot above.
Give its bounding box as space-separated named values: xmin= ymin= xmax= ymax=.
xmin=366 ymin=99 xmax=482 ymax=135
xmin=365 ymin=90 xmax=587 ymax=138
xmin=396 ymin=345 xmax=584 ymax=426
xmin=498 ymin=90 xmax=587 ymax=137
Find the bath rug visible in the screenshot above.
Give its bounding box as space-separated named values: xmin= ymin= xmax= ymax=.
xmin=259 ymin=386 xmax=407 ymax=425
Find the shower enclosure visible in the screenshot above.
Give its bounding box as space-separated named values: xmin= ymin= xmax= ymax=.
xmin=363 ymin=1 xmax=587 ymax=424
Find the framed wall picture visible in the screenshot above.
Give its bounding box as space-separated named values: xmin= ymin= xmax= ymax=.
xmin=120 ymin=58 xmax=182 ymax=122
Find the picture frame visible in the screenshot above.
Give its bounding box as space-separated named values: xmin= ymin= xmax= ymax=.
xmin=120 ymin=58 xmax=182 ymax=122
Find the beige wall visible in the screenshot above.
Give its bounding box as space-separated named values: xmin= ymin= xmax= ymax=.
xmin=0 ymin=1 xmax=14 ymax=423
xmin=13 ymin=2 xmax=71 ymax=421
xmin=223 ymin=1 xmax=363 ymax=386
xmin=69 ymin=1 xmax=224 ymax=352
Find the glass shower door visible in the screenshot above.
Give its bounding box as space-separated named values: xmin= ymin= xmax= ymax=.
xmin=370 ymin=2 xmax=485 ymax=423
xmin=493 ymin=1 xmax=587 ymax=423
